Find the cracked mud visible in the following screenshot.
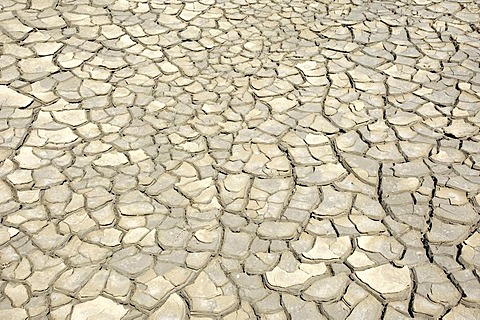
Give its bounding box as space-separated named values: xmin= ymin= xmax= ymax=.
xmin=0 ymin=0 xmax=480 ymax=319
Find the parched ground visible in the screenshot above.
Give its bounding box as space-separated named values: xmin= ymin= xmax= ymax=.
xmin=0 ymin=0 xmax=479 ymax=319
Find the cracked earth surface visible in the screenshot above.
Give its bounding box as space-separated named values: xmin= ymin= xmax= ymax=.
xmin=0 ymin=0 xmax=480 ymax=319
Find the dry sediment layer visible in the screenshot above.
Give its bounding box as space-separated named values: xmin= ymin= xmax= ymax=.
xmin=0 ymin=0 xmax=480 ymax=319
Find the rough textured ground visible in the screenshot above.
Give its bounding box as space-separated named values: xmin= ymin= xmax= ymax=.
xmin=0 ymin=0 xmax=480 ymax=319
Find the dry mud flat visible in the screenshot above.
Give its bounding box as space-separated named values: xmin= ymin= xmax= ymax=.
xmin=0 ymin=0 xmax=480 ymax=319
